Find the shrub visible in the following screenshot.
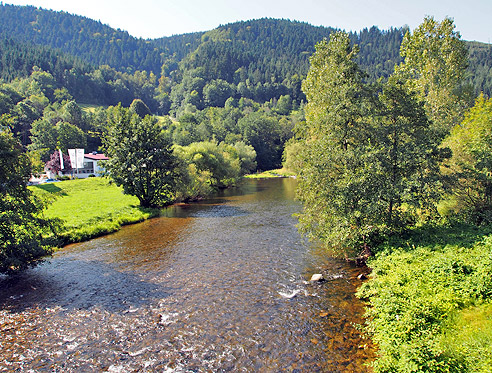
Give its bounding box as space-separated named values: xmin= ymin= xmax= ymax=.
xmin=358 ymin=235 xmax=492 ymax=372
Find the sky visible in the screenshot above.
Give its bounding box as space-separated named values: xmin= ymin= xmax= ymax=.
xmin=4 ymin=0 xmax=492 ymax=43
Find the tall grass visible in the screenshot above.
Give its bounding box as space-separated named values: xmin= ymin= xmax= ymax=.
xmin=31 ymin=178 xmax=159 ymax=244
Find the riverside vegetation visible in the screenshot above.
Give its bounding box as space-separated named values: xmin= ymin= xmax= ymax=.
xmin=0 ymin=5 xmax=492 ymax=372
xmin=286 ymin=17 xmax=492 ymax=372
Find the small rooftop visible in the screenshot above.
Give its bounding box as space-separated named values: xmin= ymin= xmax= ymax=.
xmin=84 ymin=153 xmax=109 ymax=161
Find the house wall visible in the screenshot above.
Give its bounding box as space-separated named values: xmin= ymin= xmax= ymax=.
xmin=47 ymin=158 xmax=107 ymax=179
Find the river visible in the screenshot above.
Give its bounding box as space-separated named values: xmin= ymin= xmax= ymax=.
xmin=0 ymin=178 xmax=373 ymax=372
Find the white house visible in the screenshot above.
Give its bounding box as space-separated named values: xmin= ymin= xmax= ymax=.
xmin=77 ymin=152 xmax=109 ymax=178
xmin=45 ymin=152 xmax=109 ymax=179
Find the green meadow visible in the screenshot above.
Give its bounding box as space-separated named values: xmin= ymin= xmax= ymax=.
xmin=31 ymin=178 xmax=159 ymax=244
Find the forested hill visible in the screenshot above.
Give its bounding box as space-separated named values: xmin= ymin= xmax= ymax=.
xmin=158 ymin=19 xmax=404 ymax=85
xmin=0 ymin=3 xmax=164 ymax=72
xmin=0 ymin=3 xmax=491 ymax=112
xmin=0 ymin=4 xmax=404 ymax=79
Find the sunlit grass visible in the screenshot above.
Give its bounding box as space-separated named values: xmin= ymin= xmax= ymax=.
xmin=79 ymin=103 xmax=107 ymax=113
xmin=31 ymin=178 xmax=159 ymax=244
xmin=442 ymin=302 xmax=492 ymax=372
xmin=244 ymin=168 xmax=296 ymax=179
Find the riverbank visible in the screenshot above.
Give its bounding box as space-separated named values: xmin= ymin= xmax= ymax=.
xmin=32 ymin=171 xmax=295 ymax=245
xmin=358 ymin=223 xmax=492 ymax=372
xmin=4 ymin=177 xmax=373 ymax=371
xmin=31 ymin=178 xmax=160 ymax=245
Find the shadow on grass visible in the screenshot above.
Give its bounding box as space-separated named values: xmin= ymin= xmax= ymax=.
xmin=33 ymin=183 xmax=66 ymax=195
xmin=380 ymin=222 xmax=492 ymax=252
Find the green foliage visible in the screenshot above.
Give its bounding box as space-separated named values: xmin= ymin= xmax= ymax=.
xmin=129 ymin=98 xmax=152 ymax=118
xmin=443 ymin=94 xmax=492 ymax=224
xmin=372 ymin=79 xmax=447 ymax=227
xmin=174 ymin=141 xmax=241 ymax=190
xmin=294 ymin=32 xmax=377 ymax=256
xmin=237 ymin=111 xmax=290 ymax=171
xmin=294 ymin=21 xmax=465 ymax=257
xmin=0 ymin=125 xmax=56 ymax=274
xmin=29 ymin=100 xmax=90 ymax=158
xmin=232 ymin=141 xmax=257 ymax=175
xmin=395 ymin=16 xmax=470 ymax=132
xmin=203 ymin=79 xmax=235 ymax=107
xmin=358 ymin=232 xmax=492 ymax=372
xmin=173 ymin=140 xmax=255 ymax=201
xmin=101 ymin=105 xmax=177 ymax=207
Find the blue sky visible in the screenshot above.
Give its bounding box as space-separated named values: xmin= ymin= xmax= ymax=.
xmin=5 ymin=0 xmax=492 ymax=43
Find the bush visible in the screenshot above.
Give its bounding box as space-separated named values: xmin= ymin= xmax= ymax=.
xmin=358 ymin=234 xmax=492 ymax=372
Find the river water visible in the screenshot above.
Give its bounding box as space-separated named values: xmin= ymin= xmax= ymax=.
xmin=0 ymin=178 xmax=373 ymax=372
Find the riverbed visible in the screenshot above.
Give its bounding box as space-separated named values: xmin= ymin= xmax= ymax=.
xmin=0 ymin=178 xmax=373 ymax=371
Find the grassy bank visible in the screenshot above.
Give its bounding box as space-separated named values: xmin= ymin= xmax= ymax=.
xmin=244 ymin=168 xmax=296 ymax=179
xmin=31 ymin=178 xmax=159 ymax=244
xmin=358 ymin=223 xmax=492 ymax=372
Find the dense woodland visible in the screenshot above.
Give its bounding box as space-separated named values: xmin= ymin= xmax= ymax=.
xmin=1 ymin=3 xmax=491 ymax=115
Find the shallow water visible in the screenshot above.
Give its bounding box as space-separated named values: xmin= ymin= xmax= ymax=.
xmin=0 ymin=178 xmax=373 ymax=372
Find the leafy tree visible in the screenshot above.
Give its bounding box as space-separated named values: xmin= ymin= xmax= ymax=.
xmin=294 ymin=32 xmax=374 ymax=256
xmin=45 ymin=150 xmax=72 ymax=175
xmin=0 ymin=120 xmax=56 ymax=274
xmin=232 ymin=141 xmax=257 ymax=175
xmin=295 ymin=25 xmax=461 ymax=257
xmin=28 ymin=118 xmax=58 ymax=158
xmin=444 ymin=94 xmax=492 ymax=224
xmin=238 ymin=111 xmax=286 ymax=171
xmin=372 ymin=79 xmax=447 ymax=228
xmin=395 ymin=16 xmax=470 ymax=132
xmin=56 ymin=121 xmax=87 ymax=152
xmin=173 ymin=141 xmax=241 ymax=189
xmin=101 ymin=105 xmax=177 ymax=207
xmin=30 ymin=119 xmax=87 ymax=159
xmin=275 ymin=94 xmax=293 ymax=115
xmin=282 ymin=138 xmax=303 ymax=173
xmin=60 ymin=100 xmax=84 ymax=127
xmin=203 ymin=79 xmax=235 ymax=107
xmin=129 ymin=98 xmax=152 ymax=118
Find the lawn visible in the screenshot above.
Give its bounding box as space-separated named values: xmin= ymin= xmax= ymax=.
xmin=244 ymin=168 xmax=296 ymax=179
xmin=31 ymin=177 xmax=159 ymax=244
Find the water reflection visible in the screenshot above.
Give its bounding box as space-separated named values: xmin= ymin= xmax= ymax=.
xmin=0 ymin=178 xmax=373 ymax=372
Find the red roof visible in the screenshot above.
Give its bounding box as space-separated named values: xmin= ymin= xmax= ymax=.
xmin=84 ymin=153 xmax=109 ymax=161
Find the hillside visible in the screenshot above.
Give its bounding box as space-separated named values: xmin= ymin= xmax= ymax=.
xmin=0 ymin=3 xmax=163 ymax=73
xmin=0 ymin=3 xmax=491 ymax=112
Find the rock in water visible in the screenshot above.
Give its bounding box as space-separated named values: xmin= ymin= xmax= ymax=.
xmin=310 ymin=273 xmax=324 ymax=282
xmin=357 ymin=273 xmax=368 ymax=280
